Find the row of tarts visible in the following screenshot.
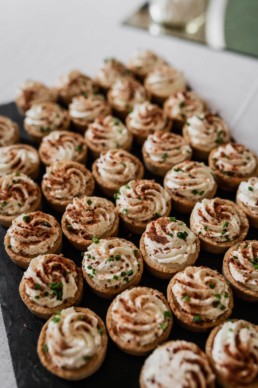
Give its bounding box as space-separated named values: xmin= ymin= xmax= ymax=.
xmin=0 ymin=49 xmax=257 ymax=387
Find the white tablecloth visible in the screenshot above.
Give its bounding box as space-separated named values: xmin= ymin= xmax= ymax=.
xmin=0 ymin=0 xmax=258 ymax=386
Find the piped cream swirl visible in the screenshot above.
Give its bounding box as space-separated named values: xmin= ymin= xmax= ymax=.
xmin=83 ymin=238 xmax=140 ymax=289
xmin=128 ymin=50 xmax=167 ymax=77
xmin=144 ymin=65 xmax=186 ymax=98
xmin=0 ymin=172 xmax=38 ymax=216
xmin=191 ymin=198 xmax=242 ymax=242
xmin=171 ymin=266 xmax=231 ymax=322
xmin=144 ymin=217 xmax=197 ymax=269
xmin=57 ymin=70 xmax=97 ymax=103
xmin=45 ymin=307 xmax=102 ymax=369
xmin=25 ymin=102 xmax=68 ymax=134
xmin=69 ymin=95 xmax=110 ymax=124
xmin=64 ymin=196 xmax=116 ymax=240
xmin=164 ymin=161 xmax=215 ymax=200
xmin=228 ymin=241 xmax=258 ymax=292
xmin=237 ymin=177 xmax=258 ymax=215
xmin=39 ymin=131 xmax=86 ymax=165
xmin=0 ymin=116 xmax=19 ymax=146
xmin=95 ymin=149 xmax=142 ymax=186
xmin=95 ymin=58 xmax=130 ymax=89
xmin=108 ymin=78 xmax=148 ymax=111
xmin=164 ymin=91 xmax=206 ymax=121
xmin=116 ymin=179 xmax=170 ymax=222
xmin=141 ymin=340 xmax=215 ymax=388
xmin=86 ymin=115 xmax=130 ymax=151
xmin=42 ymin=161 xmax=91 ymax=201
xmin=7 ymin=211 xmax=60 ymax=256
xmin=0 ymin=144 xmax=39 ymax=177
xmin=127 ymin=102 xmax=170 ymax=137
xmin=212 ymin=320 xmax=258 ymax=386
xmin=186 ymin=113 xmax=230 ymax=150
xmin=110 ymin=287 xmax=171 ymax=346
xmin=144 ymin=132 xmax=192 ymax=164
xmin=23 ymin=254 xmax=79 ymax=307
xmin=211 ymin=143 xmax=257 ymax=177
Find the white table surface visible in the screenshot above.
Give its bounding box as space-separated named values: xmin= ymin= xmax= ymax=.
xmin=0 ymin=0 xmax=258 ymax=386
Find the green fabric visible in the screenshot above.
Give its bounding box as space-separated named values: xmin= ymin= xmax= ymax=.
xmin=225 ymin=0 xmax=258 ymax=57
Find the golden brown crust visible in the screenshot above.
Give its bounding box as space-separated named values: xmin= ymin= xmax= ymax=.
xmin=0 ymin=185 xmax=42 ymax=228
xmin=61 ymin=207 xmax=119 ymax=251
xmin=4 ymin=215 xmax=63 ymax=269
xmin=167 ymin=267 xmax=234 ymax=332
xmin=223 ymin=241 xmax=258 ymax=302
xmin=42 ymin=161 xmax=95 ymax=213
xmin=19 ymin=255 xmax=84 ymax=319
xmin=209 ymin=148 xmax=258 ymax=191
xmin=92 ymin=150 xmax=144 ymax=197
xmin=168 ymin=183 xmax=217 ymax=214
xmin=190 ymin=199 xmax=249 ymax=254
xmin=139 ymin=230 xmax=200 ymax=279
xmin=37 ymin=307 xmax=108 ymax=380
xmin=82 ymin=238 xmax=144 ymax=298
xmin=15 ymin=82 xmax=57 ymax=115
xmin=106 ymin=287 xmax=173 ymax=355
xmin=205 ymin=321 xmax=258 ymax=388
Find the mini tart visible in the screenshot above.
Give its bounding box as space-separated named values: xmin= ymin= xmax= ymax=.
xmin=183 ymin=113 xmax=231 ymax=159
xmin=223 ymin=240 xmax=258 ymax=302
xmin=164 ymin=91 xmax=207 ymax=131
xmin=4 ymin=211 xmax=62 ymax=269
xmin=107 ymin=77 xmax=148 ymax=119
xmin=127 ymin=49 xmax=168 ymax=80
xmin=61 ymin=196 xmax=119 ymax=251
xmin=56 ymin=70 xmax=98 ymax=106
xmin=24 ymin=102 xmax=70 ymax=142
xmin=142 ymin=131 xmax=192 ymax=176
xmin=190 ymin=197 xmax=249 ymax=254
xmin=82 ymin=237 xmax=144 ymax=298
xmin=42 ymin=161 xmax=95 ymax=212
xmin=0 ymin=116 xmax=20 ymax=146
xmin=106 ymin=287 xmax=172 ymax=356
xmin=0 ymin=172 xmax=42 ymax=227
xmin=39 ymin=130 xmax=87 ymax=166
xmin=140 ymin=217 xmax=200 ymax=279
xmin=37 ymin=307 xmax=108 ymax=381
xmin=94 ymin=57 xmax=131 ymax=93
xmin=164 ymin=161 xmax=217 ymax=214
xmin=140 ymin=340 xmax=215 ymax=388
xmin=19 ymin=254 xmax=83 ymax=319
xmin=85 ymin=115 xmax=133 ymax=159
xmin=167 ymin=266 xmax=233 ymax=332
xmin=0 ymin=144 xmax=40 ymax=179
xmin=69 ymin=94 xmax=111 ymax=133
xmin=236 ymin=177 xmax=258 ymax=227
xmin=209 ymin=143 xmax=258 ymax=191
xmin=144 ymin=65 xmax=186 ymax=104
xmin=15 ymin=80 xmax=57 ymax=114
xmin=126 ymin=101 xmax=172 ymax=144
xmin=206 ymin=319 xmax=258 ymax=388
xmin=92 ymin=149 xmax=144 ymax=197
xmin=115 ymin=179 xmax=171 ymax=234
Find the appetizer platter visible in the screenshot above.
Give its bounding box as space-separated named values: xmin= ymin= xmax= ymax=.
xmin=0 ymin=50 xmax=257 ymax=388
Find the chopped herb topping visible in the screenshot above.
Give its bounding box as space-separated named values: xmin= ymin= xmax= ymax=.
xmin=162 ymin=153 xmax=168 ymax=161
xmin=49 ymin=282 xmax=63 ymax=301
xmin=209 ymin=284 xmax=215 ymax=289
xmin=192 ymin=315 xmax=202 ymax=323
xmin=113 ymin=275 xmax=119 ymax=280
xmin=87 ymin=199 xmax=92 ymax=206
xmin=182 ymin=294 xmax=190 ymax=302
xmin=43 ymin=344 xmax=48 ymax=353
xmin=115 ymin=255 xmax=121 ymax=261
xmin=7 ymin=244 xmax=12 ymax=249
xmin=114 ymin=190 xmax=120 ymax=200
xmin=160 ymin=322 xmax=168 ymax=331
xmin=133 ymin=250 xmax=138 ymax=256
xmin=169 ymin=217 xmax=176 ymax=222
xmin=174 ymin=167 xmax=183 ymax=172
xmin=92 ymin=237 xmax=100 ymax=244
xmin=177 ymin=231 xmax=188 ymax=241
xmin=52 ymin=316 xmax=61 ymax=323
xmin=248 ymin=186 xmax=254 ymax=191
xmin=113 ymin=118 xmax=120 ymax=125
xmin=163 ymin=311 xmax=172 ymax=318
xmin=122 ymin=208 xmax=128 ymax=215
xmin=23 ymin=215 xmax=30 ymax=223
xmin=67 ymin=224 xmax=73 ymax=230
xmin=75 ymin=144 xmax=83 ymax=152
xmin=252 ymin=258 xmax=258 ymax=270
xmin=34 ymin=284 xmax=42 ymax=290
xmin=125 ymin=184 xmax=130 ymax=189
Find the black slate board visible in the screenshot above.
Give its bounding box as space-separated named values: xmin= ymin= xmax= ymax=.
xmin=0 ymin=102 xmax=257 ymax=388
